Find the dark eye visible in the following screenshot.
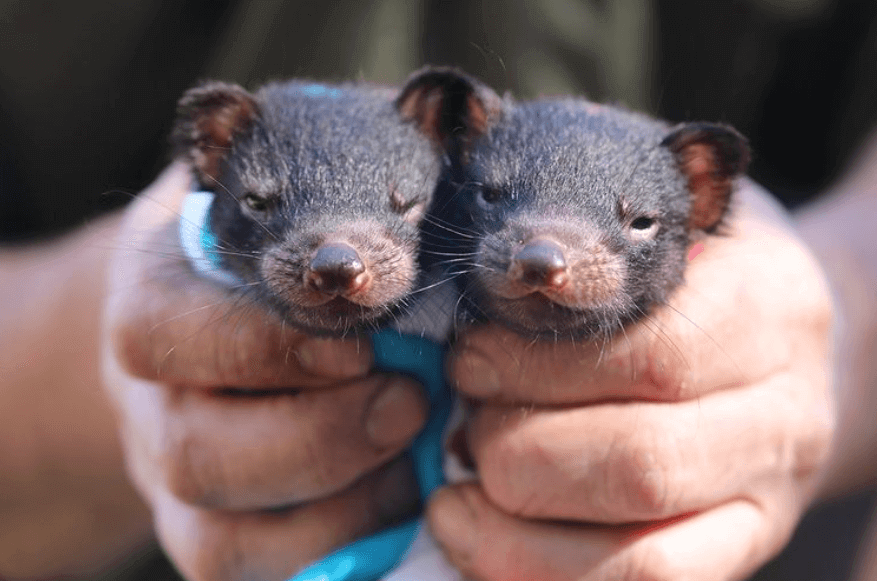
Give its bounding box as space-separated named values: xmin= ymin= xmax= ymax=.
xmin=243 ymin=193 xmax=269 ymax=213
xmin=480 ymin=186 xmax=503 ymax=204
xmin=627 ymin=215 xmax=659 ymax=243
xmin=630 ymin=216 xmax=655 ymax=230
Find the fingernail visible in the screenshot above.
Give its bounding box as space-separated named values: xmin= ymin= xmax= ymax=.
xmin=458 ymin=353 xmax=500 ymax=396
xmin=366 ymin=380 xmax=427 ymax=448
xmin=430 ymin=488 xmax=478 ymax=562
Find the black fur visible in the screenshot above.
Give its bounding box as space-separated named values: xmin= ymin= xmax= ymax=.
xmin=172 ymin=80 xmax=444 ymax=335
xmin=409 ymin=70 xmax=750 ymax=339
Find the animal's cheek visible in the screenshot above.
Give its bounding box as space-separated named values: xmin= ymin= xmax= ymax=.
xmin=259 ymin=249 xmax=334 ymax=308
xmin=356 ymin=250 xmax=418 ymax=308
xmin=467 ymin=237 xmax=516 ymax=297
xmin=475 ymin=268 xmax=526 ymax=301
xmin=550 ymin=253 xmax=628 ymax=311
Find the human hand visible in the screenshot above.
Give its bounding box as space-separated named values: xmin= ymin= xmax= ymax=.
xmin=0 ymin=213 xmax=152 ymax=579
xmin=796 ymin=128 xmax=877 ymax=500
xmin=101 ymin=163 xmax=428 ymax=581
xmin=429 ymin=181 xmax=835 ymax=581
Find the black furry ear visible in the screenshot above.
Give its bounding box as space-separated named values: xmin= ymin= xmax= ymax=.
xmin=172 ymin=81 xmax=260 ymax=185
xmin=396 ymin=66 xmax=501 ymax=157
xmin=661 ymin=123 xmax=750 ymax=232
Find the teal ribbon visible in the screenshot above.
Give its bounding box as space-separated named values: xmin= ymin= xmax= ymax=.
xmin=290 ymin=330 xmax=451 ymax=581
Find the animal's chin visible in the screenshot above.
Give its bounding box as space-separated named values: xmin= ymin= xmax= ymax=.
xmin=479 ymin=293 xmax=617 ymax=339
xmin=282 ymin=297 xmax=397 ymax=336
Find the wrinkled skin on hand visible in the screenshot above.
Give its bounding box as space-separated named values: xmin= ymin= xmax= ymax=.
xmin=102 ymin=163 xmax=428 ymax=581
xmin=430 ymin=181 xmax=835 ymax=581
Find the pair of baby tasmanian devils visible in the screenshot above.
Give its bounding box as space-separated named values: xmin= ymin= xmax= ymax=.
xmin=174 ymin=66 xmax=749 ymax=344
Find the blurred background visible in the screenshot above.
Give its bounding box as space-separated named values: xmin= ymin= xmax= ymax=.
xmin=2 ymin=0 xmax=876 ymax=243
xmin=1 ymin=0 xmax=875 ymax=579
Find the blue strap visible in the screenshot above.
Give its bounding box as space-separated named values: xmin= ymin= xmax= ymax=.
xmin=288 ymin=520 xmax=421 ymax=581
xmin=178 ymin=192 xmax=452 ymax=581
xmin=290 ymin=330 xmax=452 ymax=581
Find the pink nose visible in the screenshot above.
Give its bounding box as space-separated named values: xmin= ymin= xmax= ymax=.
xmin=510 ymin=238 xmax=569 ymax=289
xmin=306 ymin=243 xmax=368 ymax=295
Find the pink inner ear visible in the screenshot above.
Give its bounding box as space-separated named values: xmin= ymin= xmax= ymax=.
xmin=177 ymin=86 xmax=257 ymax=182
xmin=398 ymin=84 xmax=445 ymax=145
xmin=680 ymin=143 xmax=731 ymax=231
xmin=396 ymin=70 xmax=500 ymax=150
xmin=196 ymin=99 xmax=258 ymax=180
xmin=466 ymin=93 xmax=490 ymax=137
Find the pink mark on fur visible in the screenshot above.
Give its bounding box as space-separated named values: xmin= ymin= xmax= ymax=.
xmin=688 ymin=243 xmax=705 ymax=261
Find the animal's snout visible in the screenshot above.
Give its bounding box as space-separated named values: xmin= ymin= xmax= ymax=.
xmin=306 ymin=243 xmax=369 ymax=296
xmin=509 ymin=238 xmax=570 ymax=290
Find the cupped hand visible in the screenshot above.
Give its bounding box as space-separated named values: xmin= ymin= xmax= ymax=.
xmin=430 ymin=181 xmax=835 ymax=581
xmin=102 ymin=163 xmax=427 ymax=581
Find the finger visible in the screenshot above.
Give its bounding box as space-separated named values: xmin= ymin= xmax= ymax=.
xmin=152 ymin=456 xmax=419 ymax=581
xmin=428 ymin=484 xmax=788 ymax=581
xmin=449 ymin=204 xmax=830 ymax=404
xmin=122 ymin=160 xmax=192 ymax=230
xmin=466 ymin=370 xmax=832 ymax=524
xmin=106 ymin=349 xmax=428 ymax=509
xmin=108 ymin=262 xmax=372 ymax=387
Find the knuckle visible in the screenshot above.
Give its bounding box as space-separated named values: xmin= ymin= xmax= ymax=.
xmin=794 ymin=389 xmax=835 ymax=479
xmin=163 ymin=433 xmax=226 ymax=507
xmin=642 ymin=339 xmax=692 ymax=401
xmin=478 ymin=430 xmax=540 ymax=516
xmin=808 ymin=289 xmax=834 ymax=337
xmin=169 ymin=522 xmax=242 ymax=581
xmin=602 ymin=429 xmax=679 ymax=520
xmin=783 ymin=246 xmax=834 ymax=334
xmin=109 ymin=309 xmax=162 ymax=381
xmin=796 ymin=285 xmax=833 ymax=343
